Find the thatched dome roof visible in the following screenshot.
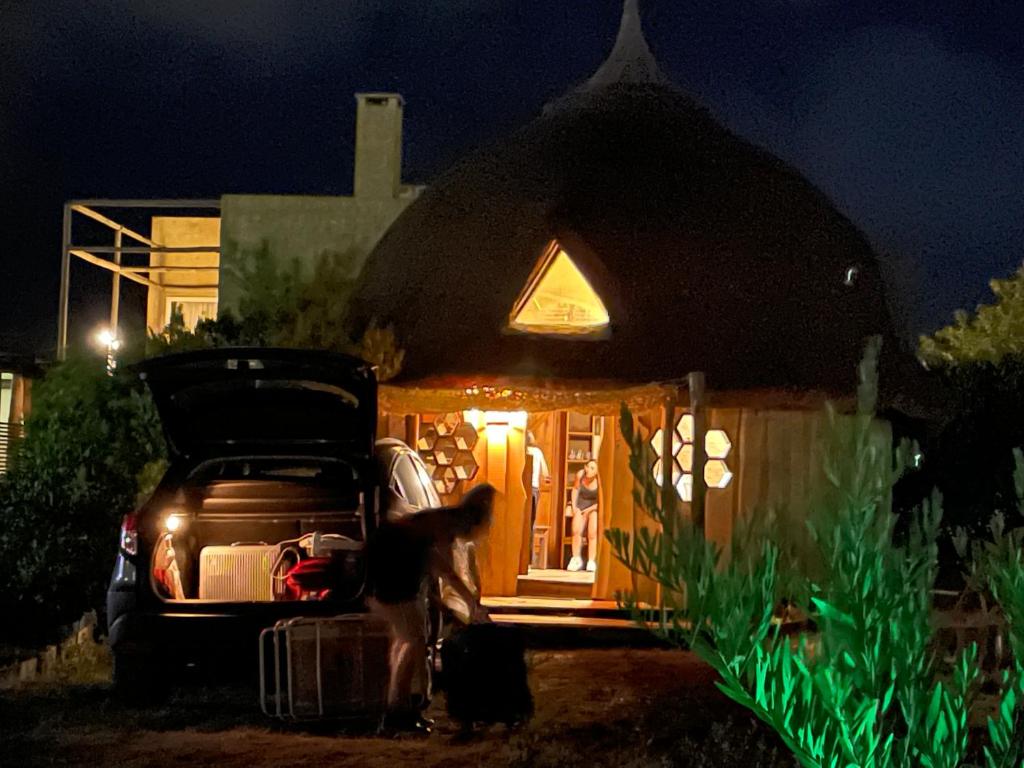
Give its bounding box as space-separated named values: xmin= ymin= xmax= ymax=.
xmin=349 ymin=3 xmax=898 ymax=398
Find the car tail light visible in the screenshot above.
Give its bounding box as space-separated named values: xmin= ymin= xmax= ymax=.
xmin=119 ymin=512 xmax=139 ymax=557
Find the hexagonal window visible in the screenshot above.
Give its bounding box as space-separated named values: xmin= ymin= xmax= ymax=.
xmin=704 ymin=460 xmax=733 ymax=489
xmin=675 ymin=473 xmax=693 ymax=502
xmin=452 ymin=451 xmax=479 ymax=481
xmin=420 ymin=450 xmax=437 ymax=469
xmin=705 ymin=429 xmax=732 ymax=460
xmin=453 ymin=422 xmax=479 ymax=452
xmin=676 ymin=414 xmax=694 ymax=444
xmin=676 ymin=443 xmax=693 ymax=472
xmin=440 ymin=467 xmax=458 ymax=495
xmin=434 ymin=436 xmax=458 ymax=466
xmin=435 ymin=412 xmax=461 ymax=437
xmin=417 ymin=426 xmax=438 ymax=452
xmin=651 ymin=458 xmax=682 ymax=488
xmin=431 ymin=464 xmax=458 ymax=496
xmin=650 ymin=427 xmax=682 ymax=456
xmin=650 ymin=428 xmax=664 ymax=456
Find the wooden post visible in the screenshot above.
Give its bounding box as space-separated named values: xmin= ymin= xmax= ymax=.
xmin=404 ymin=414 xmax=420 ymax=449
xmin=110 ymin=229 xmax=122 ymax=332
xmin=689 ymin=372 xmax=707 ymax=535
xmin=57 ymin=204 xmax=72 ymax=360
xmin=660 ymin=388 xmax=677 ymax=535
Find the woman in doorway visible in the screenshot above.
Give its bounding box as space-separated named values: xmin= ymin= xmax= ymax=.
xmin=568 ymin=459 xmax=599 ymax=572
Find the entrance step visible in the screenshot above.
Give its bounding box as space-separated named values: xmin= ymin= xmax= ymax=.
xmin=480 ymin=596 xmax=665 ymax=647
xmin=515 ymin=567 xmax=595 ymax=599
xmin=483 ymin=595 xmax=626 ymax=619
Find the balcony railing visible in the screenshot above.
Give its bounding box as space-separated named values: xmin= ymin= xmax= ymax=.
xmin=0 ymin=421 xmax=23 ymax=474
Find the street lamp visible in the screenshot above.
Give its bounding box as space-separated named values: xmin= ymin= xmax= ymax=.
xmin=94 ymin=327 xmax=121 ymax=374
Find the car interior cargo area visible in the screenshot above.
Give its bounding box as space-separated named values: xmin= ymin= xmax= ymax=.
xmin=150 ymin=458 xmax=367 ymax=604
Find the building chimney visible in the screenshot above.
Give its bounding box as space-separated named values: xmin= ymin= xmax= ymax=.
xmin=353 ymin=93 xmax=404 ymax=199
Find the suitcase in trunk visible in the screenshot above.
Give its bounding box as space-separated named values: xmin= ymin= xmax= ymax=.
xmin=259 ymin=614 xmax=390 ymax=721
xmin=440 ymin=623 xmax=533 ymax=726
xmin=199 ymin=544 xmax=278 ymax=601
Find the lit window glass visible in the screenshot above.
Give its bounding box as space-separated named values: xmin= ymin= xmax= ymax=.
xmin=509 ymin=242 xmax=609 ymax=335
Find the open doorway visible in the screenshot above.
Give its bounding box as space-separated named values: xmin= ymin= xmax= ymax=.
xmin=519 ymin=411 xmax=606 ymax=598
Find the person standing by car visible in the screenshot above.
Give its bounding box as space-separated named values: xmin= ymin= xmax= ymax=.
xmin=368 ymin=483 xmax=496 ymax=732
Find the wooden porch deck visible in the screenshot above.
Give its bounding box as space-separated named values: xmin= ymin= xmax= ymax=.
xmin=482 ymin=589 xmax=645 ymax=632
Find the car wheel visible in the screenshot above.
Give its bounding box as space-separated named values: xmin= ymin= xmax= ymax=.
xmin=112 ymin=650 xmax=170 ymax=704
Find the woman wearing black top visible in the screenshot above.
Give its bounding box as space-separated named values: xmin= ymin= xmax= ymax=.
xmin=368 ymin=483 xmax=495 ymax=732
xmin=568 ymin=459 xmax=600 ymax=572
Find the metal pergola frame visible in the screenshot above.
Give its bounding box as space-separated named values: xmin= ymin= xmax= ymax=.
xmin=57 ymin=199 xmax=222 ymax=359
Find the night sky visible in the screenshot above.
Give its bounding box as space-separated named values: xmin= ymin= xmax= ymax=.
xmin=2 ymin=1 xmax=1023 ymax=357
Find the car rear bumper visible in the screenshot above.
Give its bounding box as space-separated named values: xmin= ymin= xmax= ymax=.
xmin=108 ymin=602 xmax=367 ymax=664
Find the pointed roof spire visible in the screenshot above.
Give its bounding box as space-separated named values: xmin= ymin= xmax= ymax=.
xmin=583 ymin=0 xmax=669 ymax=90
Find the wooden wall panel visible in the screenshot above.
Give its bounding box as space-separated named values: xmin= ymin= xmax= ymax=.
xmin=589 ymin=408 xmax=662 ymax=604
xmin=526 ymin=412 xmax=558 ymax=566
xmin=11 ymin=376 xmax=31 ymax=423
xmin=594 ymin=415 xmax=634 ymax=599
xmin=704 ymin=408 xmax=742 ymax=560
xmin=726 ymin=410 xmax=891 ymax=564
xmin=472 ymin=421 xmax=528 ymax=597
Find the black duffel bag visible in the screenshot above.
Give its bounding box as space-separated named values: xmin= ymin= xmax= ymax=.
xmin=440 ymin=622 xmax=533 ymax=728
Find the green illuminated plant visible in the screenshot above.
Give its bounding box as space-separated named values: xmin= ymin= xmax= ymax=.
xmin=609 ymin=338 xmax=1024 ymax=767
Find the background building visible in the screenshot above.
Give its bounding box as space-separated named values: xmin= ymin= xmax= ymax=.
xmin=58 ymin=93 xmax=420 ymax=349
xmin=0 ymin=353 xmax=39 ymax=474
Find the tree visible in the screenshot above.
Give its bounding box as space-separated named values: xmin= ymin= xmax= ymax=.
xmin=144 ymin=243 xmax=405 ymax=380
xmin=0 ymin=356 xmax=166 ymax=644
xmin=920 ymin=266 xmax=1024 ymax=366
xmin=915 ymin=266 xmax=1024 ymax=565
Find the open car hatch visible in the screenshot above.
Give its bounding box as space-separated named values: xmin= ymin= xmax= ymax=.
xmin=136 ymin=348 xmax=377 ymax=462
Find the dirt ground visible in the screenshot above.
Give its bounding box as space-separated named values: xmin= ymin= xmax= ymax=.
xmin=0 ymin=649 xmax=792 ymax=768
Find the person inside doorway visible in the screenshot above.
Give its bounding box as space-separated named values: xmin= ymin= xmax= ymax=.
xmin=525 ymin=430 xmax=550 ymax=561
xmin=567 ymin=459 xmax=600 ymax=572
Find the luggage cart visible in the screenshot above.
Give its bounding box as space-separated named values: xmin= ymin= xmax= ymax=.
xmin=259 ymin=614 xmax=390 ymax=722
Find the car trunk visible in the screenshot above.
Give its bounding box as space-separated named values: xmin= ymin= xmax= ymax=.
xmin=150 ymin=458 xmax=369 ymax=604
xmin=136 ymin=349 xmax=378 ymax=606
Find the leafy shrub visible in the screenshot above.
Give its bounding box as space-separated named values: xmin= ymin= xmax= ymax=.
xmin=0 ymin=356 xmax=165 ymax=645
xmin=608 ymin=338 xmax=1024 ymax=767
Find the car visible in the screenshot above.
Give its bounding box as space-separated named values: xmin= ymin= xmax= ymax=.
xmin=106 ymin=348 xmax=442 ymax=699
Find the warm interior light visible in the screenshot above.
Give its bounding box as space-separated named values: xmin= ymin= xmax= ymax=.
xmin=479 ymin=409 xmax=527 ymax=441
xmin=676 ymin=414 xmax=694 ymax=443
xmin=704 ymin=460 xmax=733 ymax=489
xmin=677 ymin=444 xmax=694 ymax=472
xmin=485 ymin=423 xmax=509 ymax=441
xmin=509 ymin=243 xmax=610 ymax=334
xmin=165 ymin=514 xmax=184 ymax=533
xmin=463 ymin=409 xmax=484 ymax=430
xmin=705 ymin=429 xmax=732 ymax=460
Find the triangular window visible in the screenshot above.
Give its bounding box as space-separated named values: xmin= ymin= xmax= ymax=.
xmin=509 ymin=241 xmax=610 ymax=335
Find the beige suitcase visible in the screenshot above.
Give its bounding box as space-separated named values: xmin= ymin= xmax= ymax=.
xmin=198 ymin=544 xmax=278 ymax=601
